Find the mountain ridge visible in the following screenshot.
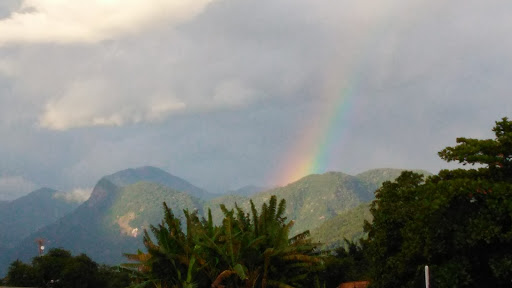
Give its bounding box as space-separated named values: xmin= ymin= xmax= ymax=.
xmin=0 ymin=166 xmax=424 ymax=277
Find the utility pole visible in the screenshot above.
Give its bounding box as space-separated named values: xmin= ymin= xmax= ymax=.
xmin=425 ymin=265 xmax=430 ymax=288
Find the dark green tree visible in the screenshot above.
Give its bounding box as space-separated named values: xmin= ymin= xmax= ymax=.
xmin=4 ymin=248 xmax=130 ymax=288
xmin=5 ymin=259 xmax=39 ymax=287
xmin=364 ymin=118 xmax=512 ymax=287
xmin=318 ymin=240 xmax=369 ymax=287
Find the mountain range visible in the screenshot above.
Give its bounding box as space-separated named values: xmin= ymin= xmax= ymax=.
xmin=0 ymin=166 xmax=430 ymax=276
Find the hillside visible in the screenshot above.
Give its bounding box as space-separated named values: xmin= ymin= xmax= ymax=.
xmin=0 ymin=168 xmax=207 ymax=276
xmin=208 ymin=168 xmax=421 ymax=236
xmin=207 ymin=172 xmax=375 ymax=235
xmin=104 ymin=182 xmax=204 ymax=238
xmin=310 ymin=203 xmax=372 ymax=247
xmin=0 ymin=188 xmax=79 ymax=251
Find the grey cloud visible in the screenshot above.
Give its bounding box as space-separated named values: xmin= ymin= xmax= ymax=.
xmin=0 ymin=0 xmax=511 ymax=193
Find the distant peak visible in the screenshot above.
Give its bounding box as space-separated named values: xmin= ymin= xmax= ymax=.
xmin=99 ymin=166 xmax=210 ymax=199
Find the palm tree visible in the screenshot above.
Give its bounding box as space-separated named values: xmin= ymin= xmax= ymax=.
xmin=210 ymin=196 xmax=322 ymax=288
xmin=123 ymin=203 xmax=207 ymax=288
xmin=124 ymin=196 xmax=322 ymax=288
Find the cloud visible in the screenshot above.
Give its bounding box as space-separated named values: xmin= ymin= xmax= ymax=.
xmin=0 ymin=175 xmax=36 ymax=201
xmin=0 ymin=0 xmax=214 ymax=45
xmin=53 ymin=187 xmax=92 ymax=203
xmin=0 ymin=0 xmax=512 ymax=192
xmin=38 ymin=78 xmax=185 ymax=130
xmin=213 ymin=79 xmax=257 ymax=108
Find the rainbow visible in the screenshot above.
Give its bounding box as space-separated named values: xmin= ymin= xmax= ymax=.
xmin=270 ymin=76 xmax=357 ymax=186
xmin=267 ymin=1 xmax=427 ymax=186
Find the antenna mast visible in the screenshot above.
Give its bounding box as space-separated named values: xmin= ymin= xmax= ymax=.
xmin=35 ymin=238 xmax=46 ymax=256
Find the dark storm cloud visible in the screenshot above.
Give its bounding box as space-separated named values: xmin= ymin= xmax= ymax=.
xmin=0 ymin=0 xmax=511 ymax=198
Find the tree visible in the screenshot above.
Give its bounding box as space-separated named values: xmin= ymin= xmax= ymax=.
xmin=4 ymin=248 xmax=130 ymax=288
xmin=123 ymin=196 xmax=322 ymax=288
xmin=364 ymin=118 xmax=512 ymax=287
xmin=5 ymin=259 xmax=39 ymax=287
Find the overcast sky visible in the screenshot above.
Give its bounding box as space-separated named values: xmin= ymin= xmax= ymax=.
xmin=0 ymin=0 xmax=511 ymax=200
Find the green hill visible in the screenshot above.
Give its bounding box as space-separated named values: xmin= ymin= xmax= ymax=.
xmin=209 ymin=168 xmax=424 ymax=239
xmin=207 ymin=172 xmax=375 ymax=234
xmin=104 ymin=182 xmax=204 ymax=238
xmin=310 ymin=203 xmax=372 ymax=247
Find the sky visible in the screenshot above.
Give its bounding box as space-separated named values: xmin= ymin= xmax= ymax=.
xmin=0 ymin=0 xmax=511 ymax=200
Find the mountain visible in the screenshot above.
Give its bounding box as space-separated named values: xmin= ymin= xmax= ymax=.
xmin=104 ymin=166 xmax=212 ymax=199
xmin=206 ymin=172 xmax=376 ymax=234
xmin=0 ymin=188 xmax=79 ymax=251
xmin=0 ymin=168 xmax=206 ymax=276
xmin=0 ymin=167 xmax=424 ymax=276
xmin=207 ymin=169 xmax=423 ymax=237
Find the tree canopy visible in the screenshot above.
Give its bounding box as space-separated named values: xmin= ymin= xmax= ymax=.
xmin=364 ymin=117 xmax=512 ymax=287
xmin=3 ymin=248 xmax=130 ymax=288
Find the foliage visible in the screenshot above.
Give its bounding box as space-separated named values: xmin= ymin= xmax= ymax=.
xmin=5 ymin=259 xmax=39 ymax=287
xmin=3 ymin=248 xmax=131 ymax=288
xmin=316 ymin=240 xmax=370 ymax=287
xmin=364 ymin=118 xmax=512 ymax=287
xmin=356 ymin=169 xmax=431 ymax=189
xmin=310 ymin=203 xmax=373 ymax=248
xmin=207 ymin=171 xmax=390 ymax=236
xmin=123 ymin=196 xmax=323 ymax=288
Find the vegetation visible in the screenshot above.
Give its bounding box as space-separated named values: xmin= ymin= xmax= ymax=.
xmin=355 ymin=168 xmax=431 ymax=189
xmin=2 ymin=248 xmax=131 ymax=288
xmin=123 ymin=196 xmax=324 ymax=288
xmin=364 ymin=117 xmax=512 ymax=287
xmin=310 ymin=203 xmax=372 ymax=248
xmin=207 ymin=171 xmax=386 ymax=235
xmin=105 ymin=182 xmax=204 ymax=236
